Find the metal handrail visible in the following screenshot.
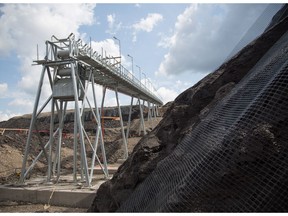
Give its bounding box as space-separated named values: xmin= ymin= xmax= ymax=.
xmin=76 ymin=43 xmax=162 ymax=103
xmin=43 ymin=34 xmax=163 ymax=105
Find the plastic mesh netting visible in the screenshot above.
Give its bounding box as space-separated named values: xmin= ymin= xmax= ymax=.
xmin=117 ymin=29 xmax=288 ymax=212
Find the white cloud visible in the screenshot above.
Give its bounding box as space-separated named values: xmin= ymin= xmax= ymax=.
xmin=0 ymin=4 xmax=95 ymax=57
xmin=8 ymin=98 xmax=33 ymax=107
xmin=106 ymin=13 xmax=122 ymax=35
xmin=0 ymin=83 xmax=8 ymax=98
xmin=133 ymin=13 xmax=163 ymax=32
xmin=132 ymin=13 xmax=163 ymax=42
xmin=90 ymin=38 xmax=133 ymax=70
xmin=156 ymin=4 xmax=270 ymax=76
xmin=0 ymin=3 xmax=96 ymax=116
xmin=157 ymin=86 xmax=178 ymax=104
xmin=91 ymin=39 xmax=119 ymax=58
xmin=0 ymin=110 xmax=22 ymax=122
xmin=107 ymin=14 xmax=115 ymax=27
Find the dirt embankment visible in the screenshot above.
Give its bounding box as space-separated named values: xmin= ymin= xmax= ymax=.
xmin=0 ymin=105 xmax=164 ymax=185
xmin=88 ymin=6 xmax=288 ymax=212
xmin=0 ymin=104 xmax=164 ymax=213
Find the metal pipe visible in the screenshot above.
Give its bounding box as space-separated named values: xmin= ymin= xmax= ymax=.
xmin=71 ymin=63 xmax=90 ymax=186
xmin=36 ymin=95 xmax=52 ymax=118
xmin=73 ymin=102 xmax=78 ymax=182
xmin=56 ymin=101 xmax=66 ymax=182
xmin=113 ymin=36 xmax=121 ymax=67
xmin=139 ymin=98 xmax=146 ymax=136
xmin=126 ymin=96 xmax=134 ymax=141
xmin=156 ymin=105 xmax=159 ymax=117
xmin=127 ymin=54 xmax=134 ymax=75
xmin=100 ymin=86 xmax=107 ymax=137
xmin=115 ymin=88 xmax=128 ymax=159
xmin=47 ymin=97 xmax=55 ymax=182
xmin=90 ymin=74 xmax=109 ymax=181
xmin=23 ymin=128 xmax=59 ymax=179
xmin=20 ymin=66 xmax=46 ymax=184
xmin=53 ymin=102 xmax=61 ymax=175
xmin=152 ymin=103 xmax=156 ymax=121
xmin=148 ymin=102 xmax=151 ymax=122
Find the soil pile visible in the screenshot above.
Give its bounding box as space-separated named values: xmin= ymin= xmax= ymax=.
xmin=0 ymin=105 xmax=160 ymax=184
xmin=88 ymin=5 xmax=288 ymax=212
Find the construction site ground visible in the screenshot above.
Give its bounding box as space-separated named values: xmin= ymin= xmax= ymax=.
xmin=0 ymin=117 xmax=162 ymax=212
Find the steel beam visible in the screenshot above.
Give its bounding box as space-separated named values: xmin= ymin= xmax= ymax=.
xmin=20 ymin=66 xmax=46 ymax=183
xmin=71 ymin=63 xmax=90 ymax=187
xmin=90 ymin=73 xmax=109 ymax=182
xmin=20 ymin=33 xmax=163 ymax=186
xmin=126 ymin=96 xmax=134 ymax=141
xmin=138 ymin=98 xmax=146 ymax=136
xmin=115 ymin=88 xmax=128 ymax=159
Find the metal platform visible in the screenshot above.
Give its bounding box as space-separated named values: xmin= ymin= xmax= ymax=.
xmin=34 ymin=33 xmax=162 ymax=106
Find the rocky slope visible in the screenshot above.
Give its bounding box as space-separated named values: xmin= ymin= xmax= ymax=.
xmin=88 ymin=5 xmax=288 ymax=212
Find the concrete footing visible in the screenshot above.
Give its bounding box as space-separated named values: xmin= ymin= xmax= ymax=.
xmin=0 ymin=165 xmax=121 ymax=209
xmin=0 ymin=185 xmax=96 ymax=208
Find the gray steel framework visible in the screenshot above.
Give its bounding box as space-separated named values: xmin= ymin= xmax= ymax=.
xmin=19 ymin=33 xmax=163 ymax=187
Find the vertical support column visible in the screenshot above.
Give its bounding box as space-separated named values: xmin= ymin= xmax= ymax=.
xmin=138 ymin=98 xmax=146 ymax=136
xmin=147 ymin=101 xmax=152 ymax=122
xmin=71 ymin=63 xmax=90 ymax=186
xmin=156 ymin=105 xmax=159 ymax=117
xmin=126 ymin=96 xmax=134 ymax=141
xmin=73 ymin=102 xmax=78 ymax=182
xmin=100 ymin=87 xmax=107 ymax=137
xmin=20 ymin=66 xmax=46 ymax=183
xmin=115 ymin=88 xmax=128 ymax=159
xmin=52 ymin=101 xmax=61 ymax=177
xmin=47 ymin=97 xmax=55 ymax=182
xmin=90 ymin=74 xmax=109 ymax=182
xmin=138 ymin=99 xmax=142 ymax=135
xmin=152 ymin=103 xmax=156 ymax=121
xmin=53 ymin=101 xmax=67 ymax=182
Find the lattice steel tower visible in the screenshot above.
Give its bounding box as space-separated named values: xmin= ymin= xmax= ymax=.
xmin=19 ymin=33 xmax=162 ymax=187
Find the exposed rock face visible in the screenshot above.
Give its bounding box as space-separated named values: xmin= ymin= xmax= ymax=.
xmin=88 ymin=6 xmax=288 ymax=212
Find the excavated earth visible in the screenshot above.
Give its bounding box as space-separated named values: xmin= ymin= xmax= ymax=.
xmin=0 ymin=105 xmax=162 ymax=212
xmin=88 ymin=5 xmax=288 ymax=212
xmin=1 ymin=5 xmax=288 ymax=214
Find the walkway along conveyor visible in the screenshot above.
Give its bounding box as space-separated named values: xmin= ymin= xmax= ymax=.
xmin=19 ymin=33 xmax=163 ymax=187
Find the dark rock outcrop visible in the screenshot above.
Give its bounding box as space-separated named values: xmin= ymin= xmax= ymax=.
xmin=88 ymin=5 xmax=288 ymax=212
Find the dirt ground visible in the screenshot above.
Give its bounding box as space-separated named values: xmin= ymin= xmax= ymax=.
xmin=0 ymin=116 xmax=162 ymax=212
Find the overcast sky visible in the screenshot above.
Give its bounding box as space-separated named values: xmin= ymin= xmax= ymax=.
xmin=0 ymin=3 xmax=283 ymax=121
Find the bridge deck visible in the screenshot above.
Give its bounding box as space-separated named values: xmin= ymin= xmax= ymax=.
xmin=77 ymin=53 xmax=162 ymax=105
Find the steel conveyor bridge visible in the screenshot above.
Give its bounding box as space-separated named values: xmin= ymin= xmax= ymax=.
xmin=20 ymin=33 xmax=163 ymax=187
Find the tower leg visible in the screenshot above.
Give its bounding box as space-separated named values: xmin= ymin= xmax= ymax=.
xmin=138 ymin=98 xmax=146 ymax=136
xmin=90 ymin=74 xmax=109 ymax=182
xmin=115 ymin=88 xmax=128 ymax=159
xmin=126 ymin=97 xmax=134 ymax=141
xmin=20 ymin=66 xmax=46 ymax=183
xmin=71 ymin=63 xmax=90 ymax=186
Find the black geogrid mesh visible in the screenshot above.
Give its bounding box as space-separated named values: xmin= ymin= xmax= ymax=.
xmin=117 ymin=30 xmax=288 ymax=212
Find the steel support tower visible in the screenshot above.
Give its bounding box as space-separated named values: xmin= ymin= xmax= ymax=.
xmin=19 ymin=33 xmax=162 ymax=187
